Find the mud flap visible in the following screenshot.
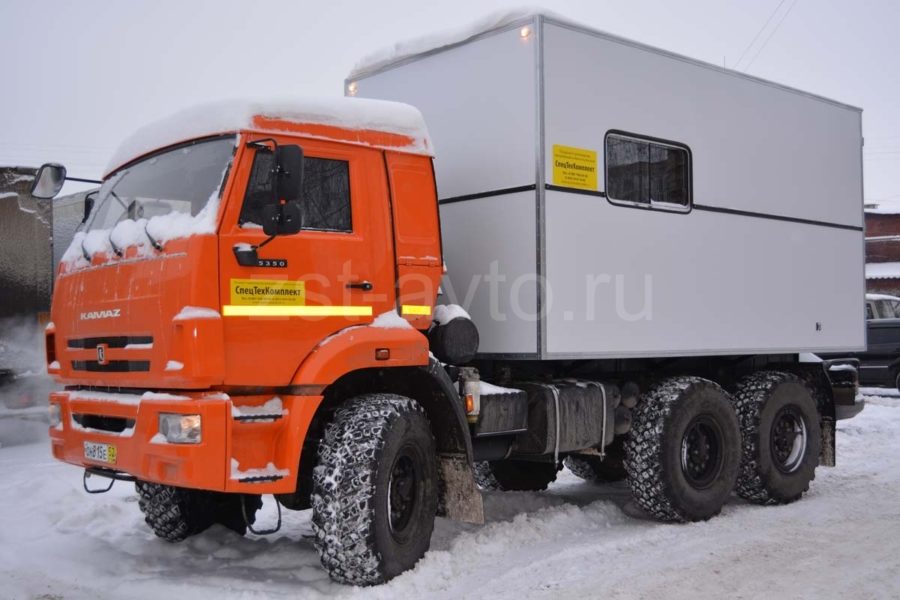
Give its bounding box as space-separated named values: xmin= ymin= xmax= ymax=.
xmin=437 ymin=453 xmax=484 ymax=524
xmin=820 ymin=416 xmax=836 ymax=467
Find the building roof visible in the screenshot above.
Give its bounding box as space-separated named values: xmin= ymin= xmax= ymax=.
xmin=104 ymin=97 xmax=433 ymax=177
xmin=866 ymin=262 xmax=900 ymax=280
xmin=865 ymin=201 xmax=900 ymax=215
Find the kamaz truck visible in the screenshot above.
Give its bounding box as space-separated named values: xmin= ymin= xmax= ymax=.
xmin=39 ymin=13 xmax=864 ymax=585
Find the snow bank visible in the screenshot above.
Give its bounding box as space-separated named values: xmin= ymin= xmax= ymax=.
xmin=105 ymin=96 xmax=433 ymax=176
xmin=2 ymin=388 xmax=900 ymax=597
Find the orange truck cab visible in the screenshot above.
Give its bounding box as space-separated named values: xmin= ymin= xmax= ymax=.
xmin=41 ymin=99 xmax=483 ymax=581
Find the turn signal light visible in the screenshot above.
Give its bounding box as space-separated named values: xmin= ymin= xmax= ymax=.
xmin=375 ymin=348 xmax=391 ymax=361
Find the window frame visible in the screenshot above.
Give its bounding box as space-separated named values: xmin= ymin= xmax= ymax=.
xmin=239 ymin=147 xmax=354 ymax=234
xmin=604 ymin=130 xmax=693 ymax=214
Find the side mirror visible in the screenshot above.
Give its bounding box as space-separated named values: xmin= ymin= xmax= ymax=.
xmin=31 ymin=163 xmax=67 ymax=199
xmin=276 ymin=145 xmax=304 ymax=203
xmin=82 ymin=191 xmax=97 ymax=224
xmin=262 ymin=202 xmax=302 ymax=237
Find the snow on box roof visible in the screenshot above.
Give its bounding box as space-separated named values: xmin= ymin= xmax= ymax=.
xmin=104 ymin=97 xmax=432 ymax=177
xmin=348 ymin=8 xmax=860 ymax=112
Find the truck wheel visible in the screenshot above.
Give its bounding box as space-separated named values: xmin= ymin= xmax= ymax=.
xmin=732 ymin=371 xmax=821 ymax=505
xmin=564 ymin=439 xmax=627 ymax=482
xmin=135 ymin=481 xmax=261 ymax=541
xmin=311 ymin=394 xmax=438 ymax=585
xmin=481 ymin=460 xmax=559 ymax=491
xmin=625 ymin=377 xmax=741 ymax=522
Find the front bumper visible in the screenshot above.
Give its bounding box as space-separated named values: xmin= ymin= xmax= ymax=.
xmin=49 ymin=389 xmax=321 ymax=494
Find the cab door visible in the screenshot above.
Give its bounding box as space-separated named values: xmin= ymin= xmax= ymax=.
xmin=218 ymin=136 xmax=396 ymax=386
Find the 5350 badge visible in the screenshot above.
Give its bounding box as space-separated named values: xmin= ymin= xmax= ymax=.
xmin=256 ymin=258 xmax=288 ymax=268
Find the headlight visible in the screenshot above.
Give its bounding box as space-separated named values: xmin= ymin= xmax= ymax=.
xmin=158 ymin=413 xmax=202 ymax=444
xmin=49 ymin=403 xmax=61 ymax=428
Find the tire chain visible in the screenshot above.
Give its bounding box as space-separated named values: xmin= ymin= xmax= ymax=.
xmin=624 ymin=376 xmax=720 ymax=522
xmin=311 ymin=393 xmax=428 ymax=585
xmin=731 ymin=370 xmax=816 ymax=505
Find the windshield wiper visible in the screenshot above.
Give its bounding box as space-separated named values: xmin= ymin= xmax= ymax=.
xmin=144 ymin=224 xmax=163 ymax=251
xmin=108 ymin=232 xmax=124 ymax=257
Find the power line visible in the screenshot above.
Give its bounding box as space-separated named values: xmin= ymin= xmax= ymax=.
xmin=733 ymin=0 xmax=788 ymax=70
xmin=743 ymin=0 xmax=800 ymax=72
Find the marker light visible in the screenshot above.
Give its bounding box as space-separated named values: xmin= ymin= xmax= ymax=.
xmin=520 ymin=26 xmax=532 ymax=39
xmin=158 ymin=413 xmax=202 ymax=444
xmin=49 ymin=403 xmax=61 ymax=428
xmin=347 ymin=81 xmax=359 ymax=96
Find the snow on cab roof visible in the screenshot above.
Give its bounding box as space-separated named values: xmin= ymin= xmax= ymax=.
xmin=104 ymin=97 xmax=432 ymax=177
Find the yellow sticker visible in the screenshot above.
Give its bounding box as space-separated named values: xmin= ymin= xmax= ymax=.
xmin=552 ymin=144 xmax=598 ymax=191
xmin=230 ymin=279 xmax=305 ymax=306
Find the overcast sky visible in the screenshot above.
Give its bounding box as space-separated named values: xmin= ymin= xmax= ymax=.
xmin=1 ymin=0 xmax=898 ymax=202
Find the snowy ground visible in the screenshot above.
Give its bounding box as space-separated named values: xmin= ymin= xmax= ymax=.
xmin=1 ymin=390 xmax=899 ymax=599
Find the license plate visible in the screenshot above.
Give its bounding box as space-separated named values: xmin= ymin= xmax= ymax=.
xmin=84 ymin=441 xmax=117 ymax=465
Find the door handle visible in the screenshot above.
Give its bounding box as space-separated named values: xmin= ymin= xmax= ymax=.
xmin=346 ymin=281 xmax=373 ymax=291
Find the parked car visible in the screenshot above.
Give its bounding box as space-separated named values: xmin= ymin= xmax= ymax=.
xmin=866 ymin=293 xmax=900 ymax=320
xmin=820 ymin=294 xmax=900 ymax=391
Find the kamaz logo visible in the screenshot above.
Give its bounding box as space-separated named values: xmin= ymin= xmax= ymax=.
xmin=80 ymin=309 xmax=122 ymax=320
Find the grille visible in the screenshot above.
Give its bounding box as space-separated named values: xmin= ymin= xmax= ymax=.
xmin=71 ymin=360 xmax=151 ymax=373
xmin=68 ymin=335 xmax=153 ymax=349
xmin=73 ymin=413 xmax=136 ymax=433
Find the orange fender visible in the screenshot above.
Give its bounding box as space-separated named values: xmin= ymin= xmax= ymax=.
xmin=291 ymin=324 xmax=430 ymax=386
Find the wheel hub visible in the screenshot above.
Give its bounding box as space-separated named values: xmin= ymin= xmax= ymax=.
xmin=770 ymin=406 xmax=808 ymax=474
xmin=681 ymin=415 xmax=725 ymax=489
xmin=387 ymin=448 xmax=419 ymax=539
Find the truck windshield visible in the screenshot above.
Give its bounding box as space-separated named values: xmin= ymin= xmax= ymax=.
xmin=88 ymin=136 xmax=237 ymax=232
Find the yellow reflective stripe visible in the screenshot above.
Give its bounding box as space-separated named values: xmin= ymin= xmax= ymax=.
xmin=401 ymin=304 xmax=432 ymax=316
xmin=222 ymin=305 xmax=373 ymax=317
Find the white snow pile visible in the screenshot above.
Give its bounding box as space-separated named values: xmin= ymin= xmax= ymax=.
xmin=105 ymin=96 xmax=433 ymax=177
xmin=371 ymin=309 xmax=414 ymax=329
xmin=479 ymin=381 xmax=521 ymax=395
xmin=864 ymin=200 xmax=900 ymax=215
xmin=173 ymin=306 xmax=221 ymax=321
xmin=59 ymin=188 xmax=222 ymax=269
xmin=231 ymin=397 xmax=285 ymax=419
xmin=2 ymin=389 xmax=900 ymax=598
xmin=230 ymin=458 xmax=289 ymax=481
xmin=350 ymin=7 xmax=572 ymax=78
xmin=433 ymin=303 xmax=471 ymax=325
xmin=866 ymin=261 xmax=900 ymax=280
xmin=66 ymin=390 xmax=190 ymax=405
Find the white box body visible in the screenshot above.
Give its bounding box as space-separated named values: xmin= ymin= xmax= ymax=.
xmin=351 ymin=14 xmax=865 ymax=359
